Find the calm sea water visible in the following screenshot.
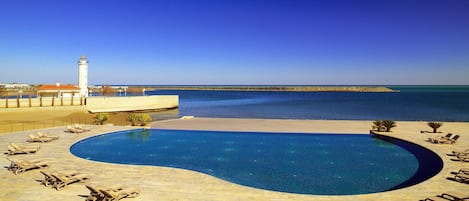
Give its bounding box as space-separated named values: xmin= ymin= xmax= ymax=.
xmin=70 ymin=129 xmax=441 ymax=195
xmin=147 ymin=86 xmax=469 ymax=121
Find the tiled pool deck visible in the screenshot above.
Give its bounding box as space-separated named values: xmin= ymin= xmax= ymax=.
xmin=1 ymin=118 xmax=468 ymax=200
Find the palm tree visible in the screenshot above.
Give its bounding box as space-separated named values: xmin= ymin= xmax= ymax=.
xmin=382 ymin=120 xmax=396 ymax=132
xmin=372 ymin=120 xmax=384 ymax=131
xmin=427 ymin=121 xmax=443 ymax=133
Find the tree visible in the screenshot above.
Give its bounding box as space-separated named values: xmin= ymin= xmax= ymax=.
xmin=372 ymin=120 xmax=384 ymax=131
xmin=427 ymin=121 xmax=443 ymax=133
xmin=382 ymin=120 xmax=396 ymax=132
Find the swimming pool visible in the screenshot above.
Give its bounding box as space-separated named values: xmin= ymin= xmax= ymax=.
xmin=70 ymin=129 xmax=442 ymax=195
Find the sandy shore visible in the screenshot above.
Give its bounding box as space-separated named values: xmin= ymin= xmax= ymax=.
xmin=0 ymin=117 xmax=468 ymax=201
xmin=0 ymin=107 xmax=133 ymax=133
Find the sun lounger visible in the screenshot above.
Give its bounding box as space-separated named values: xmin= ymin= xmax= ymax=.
xmin=421 ymin=196 xmax=452 ymax=201
xmin=453 ymin=173 xmax=469 ymax=184
xmin=52 ymin=172 xmax=90 ymax=190
xmin=67 ymin=126 xmax=84 ymax=133
xmin=451 ymin=149 xmax=469 ymax=156
xmin=74 ymin=124 xmax=90 ymax=131
xmin=456 ymin=168 xmax=469 ymax=175
xmin=429 ymin=135 xmax=460 ymax=144
xmin=36 ymin=132 xmax=60 ymax=140
xmin=85 ymin=184 xmax=127 ymax=201
xmin=40 ymin=170 xmax=80 ymax=187
xmin=6 ymin=158 xmax=48 ymax=175
xmin=100 ymin=186 xmax=140 ymax=201
xmin=66 ymin=125 xmax=90 ymax=133
xmin=452 ymin=154 xmax=469 ymax=162
xmin=421 ymin=192 xmax=469 ymax=201
xmin=445 ymin=135 xmax=459 ymax=144
xmin=11 ymin=142 xmax=41 ymax=150
xmin=440 ymin=133 xmax=452 ymax=139
xmin=27 ymin=134 xmax=57 ymax=143
xmin=428 ymin=133 xmax=452 ymax=143
xmin=440 ymin=192 xmax=469 ymax=200
xmin=40 ymin=171 xmax=57 ymax=187
xmin=7 ymin=143 xmax=40 ymax=155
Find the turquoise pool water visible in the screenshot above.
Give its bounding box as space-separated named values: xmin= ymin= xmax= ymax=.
xmin=70 ymin=129 xmax=442 ymax=195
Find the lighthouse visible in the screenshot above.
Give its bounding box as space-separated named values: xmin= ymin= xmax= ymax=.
xmin=78 ymin=55 xmax=89 ymax=97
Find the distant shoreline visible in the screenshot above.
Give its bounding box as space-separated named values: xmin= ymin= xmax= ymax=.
xmin=139 ymin=86 xmax=397 ymax=92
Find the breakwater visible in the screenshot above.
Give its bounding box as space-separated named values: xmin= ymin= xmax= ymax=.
xmin=145 ymin=86 xmax=396 ymax=92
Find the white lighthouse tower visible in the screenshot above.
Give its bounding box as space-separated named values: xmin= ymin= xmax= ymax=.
xmin=78 ymin=55 xmax=89 ymax=97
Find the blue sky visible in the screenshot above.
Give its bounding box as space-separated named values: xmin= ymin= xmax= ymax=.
xmin=1 ymin=0 xmax=468 ymax=85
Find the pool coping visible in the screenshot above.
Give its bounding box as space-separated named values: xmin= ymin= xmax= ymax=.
xmin=1 ymin=118 xmax=468 ymax=200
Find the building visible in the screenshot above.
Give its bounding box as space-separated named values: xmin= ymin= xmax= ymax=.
xmin=36 ymin=83 xmax=80 ymax=98
xmin=0 ymin=83 xmax=32 ymax=89
xmin=35 ymin=55 xmax=89 ymax=98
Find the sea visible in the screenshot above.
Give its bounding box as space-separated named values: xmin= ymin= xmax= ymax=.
xmin=144 ymin=85 xmax=469 ymax=122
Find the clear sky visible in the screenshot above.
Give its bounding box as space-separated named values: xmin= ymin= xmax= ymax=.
xmin=1 ymin=0 xmax=468 ymax=85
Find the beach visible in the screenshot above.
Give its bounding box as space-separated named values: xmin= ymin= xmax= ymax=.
xmin=0 ymin=117 xmax=468 ymax=200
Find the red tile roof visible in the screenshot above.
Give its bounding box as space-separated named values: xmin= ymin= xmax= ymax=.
xmin=37 ymin=84 xmax=80 ymax=91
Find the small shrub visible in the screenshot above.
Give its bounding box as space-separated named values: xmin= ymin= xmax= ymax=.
xmin=139 ymin=113 xmax=152 ymax=126
xmin=93 ymin=113 xmax=108 ymax=125
xmin=127 ymin=114 xmax=153 ymax=126
xmin=127 ymin=114 xmax=139 ymax=126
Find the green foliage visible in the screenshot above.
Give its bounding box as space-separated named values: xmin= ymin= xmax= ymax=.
xmin=127 ymin=113 xmax=153 ymax=126
xmin=139 ymin=113 xmax=152 ymax=126
xmin=382 ymin=120 xmax=396 ymax=132
xmin=427 ymin=121 xmax=443 ymax=133
xmin=93 ymin=113 xmax=108 ymax=125
xmin=372 ymin=120 xmax=384 ymax=131
xmin=127 ymin=114 xmax=140 ymax=126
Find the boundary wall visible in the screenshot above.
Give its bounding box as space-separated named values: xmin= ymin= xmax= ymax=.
xmin=0 ymin=97 xmax=84 ymax=108
xmin=0 ymin=95 xmax=178 ymax=113
xmin=85 ymin=95 xmax=178 ymax=113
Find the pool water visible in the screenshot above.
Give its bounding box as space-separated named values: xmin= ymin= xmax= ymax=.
xmin=70 ymin=129 xmax=442 ymax=195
